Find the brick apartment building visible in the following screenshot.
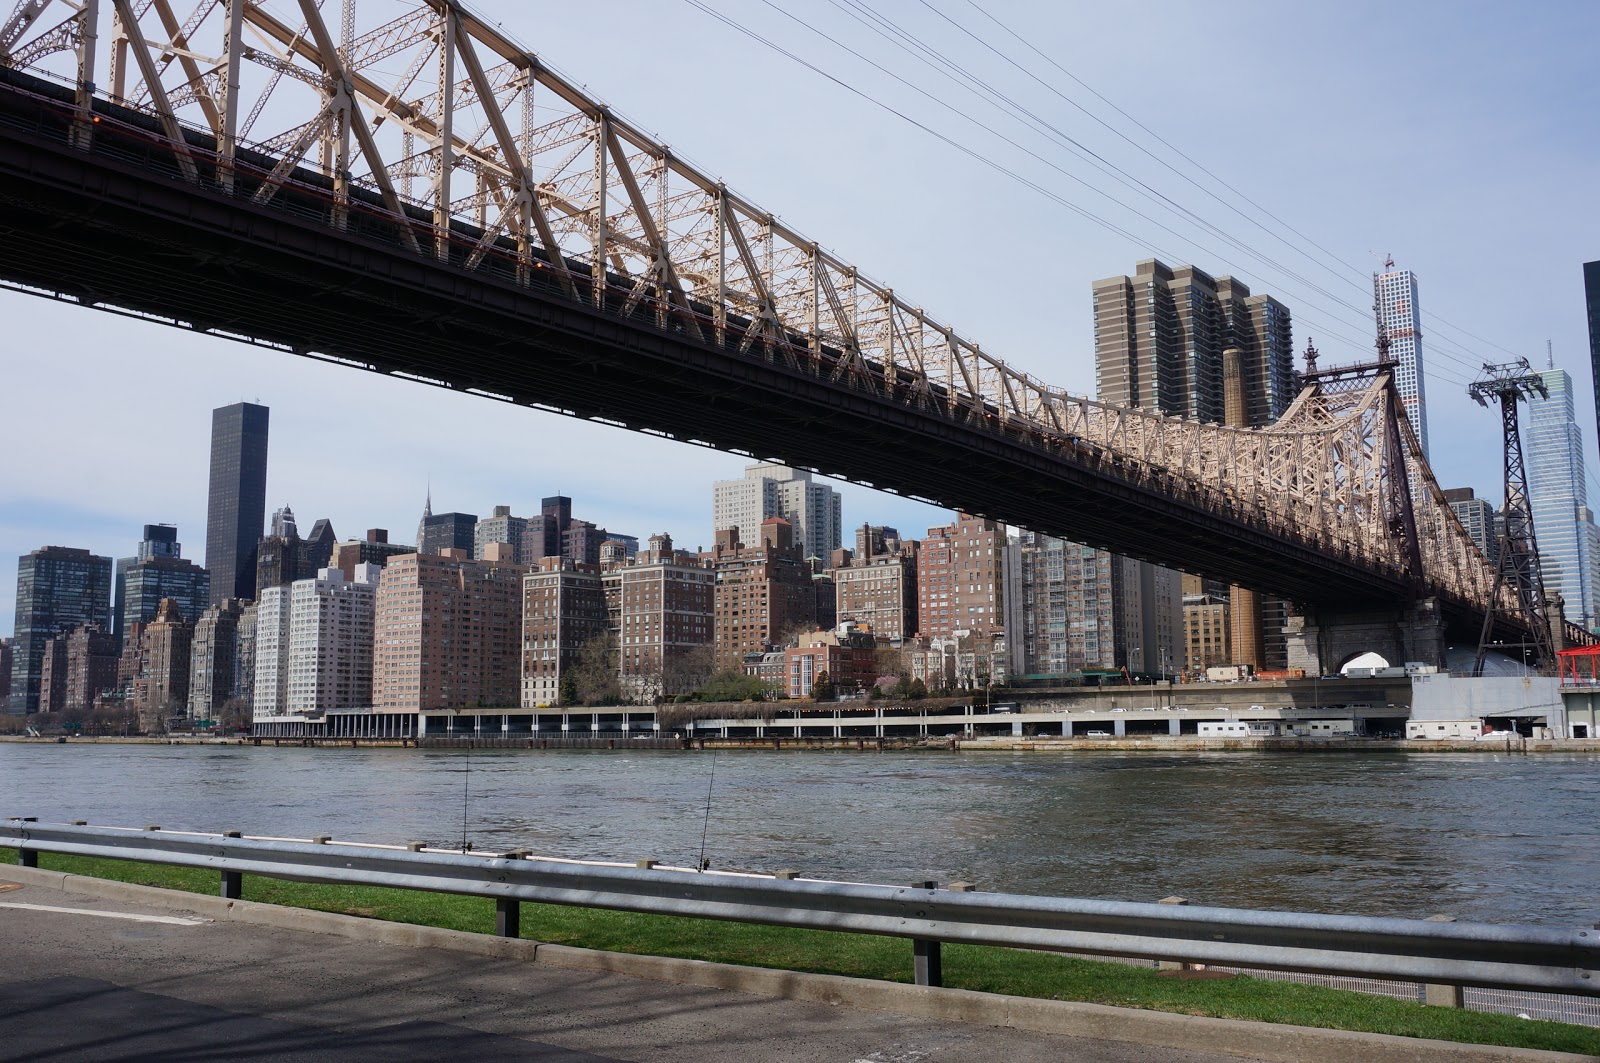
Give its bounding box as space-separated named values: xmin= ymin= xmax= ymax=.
xmin=706 ymin=517 xmax=816 ymax=668
xmin=372 ymin=548 xmax=525 ymax=713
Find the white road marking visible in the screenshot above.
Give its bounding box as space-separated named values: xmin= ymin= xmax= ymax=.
xmin=0 ymin=901 xmax=209 ymax=926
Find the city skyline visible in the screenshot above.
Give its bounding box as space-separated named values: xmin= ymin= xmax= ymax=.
xmin=1 ymin=2 xmax=1595 ymax=636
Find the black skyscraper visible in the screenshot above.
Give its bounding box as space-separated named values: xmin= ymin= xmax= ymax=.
xmin=1586 ymin=261 xmax=1600 ymax=465
xmin=206 ymin=403 xmax=269 ymax=604
xmin=11 ymin=546 xmax=113 ymax=713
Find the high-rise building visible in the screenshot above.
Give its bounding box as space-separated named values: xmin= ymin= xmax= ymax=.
xmin=1007 ymin=532 xmax=1116 ymax=677
xmin=521 ymin=556 xmax=608 ymax=707
xmin=113 ymin=524 xmax=178 ymax=643
xmin=331 ymin=529 xmax=416 ymax=580
xmin=37 ymin=636 xmax=68 ymax=714
xmin=254 ymin=506 xmax=337 ymax=599
xmin=1527 ymin=367 xmax=1600 ymax=629
xmin=118 ymin=526 xmax=209 ymax=639
xmin=58 ymin=624 xmax=119 ymax=715
xmin=854 ymin=525 xmax=900 ymax=559
xmin=0 ymin=637 xmax=13 ymax=705
xmin=602 ymin=534 xmax=715 ymax=703
xmin=527 ymin=496 xmax=573 ymax=561
xmin=1218 ymin=278 xmax=1297 ymax=426
xmin=706 ymin=518 xmax=818 ymax=668
xmin=285 ymin=565 xmax=380 ymax=715
xmin=187 ymin=599 xmax=249 ymax=720
xmin=373 ymin=549 xmax=526 ymax=713
xmin=712 ymin=463 xmax=843 ymax=562
xmin=1443 ymin=487 xmax=1499 ymax=567
xmin=475 ymin=506 xmax=531 ymax=562
xmin=416 ymin=493 xmax=477 ymax=556
xmin=253 ymin=566 xmax=379 ymax=718
xmin=116 ymin=622 xmax=148 ymax=698
xmin=1093 ymin=260 xmax=1293 ymax=673
xmin=476 ymin=496 xmax=635 ymax=567
xmin=916 ymin=513 xmax=1006 ymax=640
xmin=11 ymin=546 xmax=113 ymax=713
xmin=234 ymin=602 xmax=258 ymax=710
xmin=1182 ymin=594 xmax=1231 ymax=675
xmin=134 ymin=598 xmax=192 ymax=731
xmin=1093 ymin=260 xmax=1293 ymax=423
xmin=1375 ymin=263 xmax=1429 ymax=459
xmin=252 ymin=585 xmax=291 ymax=718
xmin=1112 ymin=555 xmax=1184 ymax=677
xmin=1586 ymin=261 xmax=1600 ymax=464
xmin=832 ymin=525 xmax=919 ymax=644
xmin=205 ymin=402 xmax=269 ymax=605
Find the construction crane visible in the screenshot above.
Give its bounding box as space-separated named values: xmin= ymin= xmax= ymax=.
xmin=1468 ymin=359 xmax=1554 ymax=674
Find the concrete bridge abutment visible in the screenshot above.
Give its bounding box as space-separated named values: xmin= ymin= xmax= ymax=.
xmin=1285 ymin=597 xmax=1446 ymax=676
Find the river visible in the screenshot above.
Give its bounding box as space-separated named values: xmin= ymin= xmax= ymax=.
xmin=3 ymin=744 xmax=1597 ymax=926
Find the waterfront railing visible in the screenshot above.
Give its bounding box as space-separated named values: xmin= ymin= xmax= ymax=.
xmin=4 ymin=818 xmax=1596 ymax=997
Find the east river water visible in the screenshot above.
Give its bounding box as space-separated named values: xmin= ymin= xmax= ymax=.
xmin=3 ymin=744 xmax=1598 ymax=927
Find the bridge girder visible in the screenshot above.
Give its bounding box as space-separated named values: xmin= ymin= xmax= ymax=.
xmin=0 ymin=0 xmax=1556 ymax=648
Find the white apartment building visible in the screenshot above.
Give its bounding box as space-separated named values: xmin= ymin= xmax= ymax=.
xmin=255 ymin=565 xmax=379 ymax=718
xmin=712 ymin=462 xmax=842 ymax=562
xmin=252 ymin=585 xmax=291 ymax=718
xmin=285 ymin=565 xmax=380 ymax=714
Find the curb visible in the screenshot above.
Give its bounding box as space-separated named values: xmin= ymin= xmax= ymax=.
xmin=3 ymin=865 xmax=1594 ymax=1063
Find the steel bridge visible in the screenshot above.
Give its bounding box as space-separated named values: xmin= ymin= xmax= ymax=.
xmin=0 ymin=0 xmax=1575 ymax=652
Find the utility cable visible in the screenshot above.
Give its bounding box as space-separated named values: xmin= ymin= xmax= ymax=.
xmin=769 ymin=0 xmax=1391 ymax=347
xmin=944 ymin=0 xmax=1532 ymax=367
xmin=684 ymin=0 xmax=1498 ymax=388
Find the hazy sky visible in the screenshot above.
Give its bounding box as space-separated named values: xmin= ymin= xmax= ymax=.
xmin=3 ymin=0 xmax=1597 ymax=634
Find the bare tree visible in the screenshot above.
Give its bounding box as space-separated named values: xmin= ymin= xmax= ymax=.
xmin=570 ymin=631 xmax=622 ymax=706
xmin=661 ymin=643 xmax=718 ymax=701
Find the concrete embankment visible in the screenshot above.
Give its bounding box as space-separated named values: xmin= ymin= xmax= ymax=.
xmin=7 ymin=734 xmax=1600 ymax=753
xmin=959 ymin=735 xmax=1600 ymax=754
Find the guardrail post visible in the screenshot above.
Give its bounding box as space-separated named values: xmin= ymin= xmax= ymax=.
xmin=219 ymin=830 xmax=244 ymax=897
xmin=1158 ymin=896 xmax=1190 ymax=971
xmin=495 ymin=898 xmax=520 ymax=938
xmin=492 ymin=849 xmax=530 ymax=938
xmin=910 ymin=880 xmax=942 ymax=987
xmin=1423 ymin=915 xmax=1464 ymax=1007
xmin=10 ymin=817 xmax=38 ymax=866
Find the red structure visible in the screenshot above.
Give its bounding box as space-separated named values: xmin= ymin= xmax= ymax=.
xmin=1557 ymin=646 xmax=1600 ymax=686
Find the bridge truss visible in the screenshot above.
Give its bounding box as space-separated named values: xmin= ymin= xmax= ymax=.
xmin=0 ymin=0 xmax=1575 ymax=650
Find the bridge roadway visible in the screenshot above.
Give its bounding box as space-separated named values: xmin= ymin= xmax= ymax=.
xmin=0 ymin=874 xmax=1280 ymax=1063
xmin=0 ymin=65 xmax=1456 ymax=621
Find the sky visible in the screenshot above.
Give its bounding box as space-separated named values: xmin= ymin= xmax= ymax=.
xmin=2 ymin=0 xmax=1598 ymax=635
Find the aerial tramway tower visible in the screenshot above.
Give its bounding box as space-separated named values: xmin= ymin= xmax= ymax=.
xmin=1468 ymin=360 xmax=1555 ymax=674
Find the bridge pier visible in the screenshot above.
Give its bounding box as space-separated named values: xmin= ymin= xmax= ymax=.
xmin=1285 ymin=597 xmax=1446 ymax=675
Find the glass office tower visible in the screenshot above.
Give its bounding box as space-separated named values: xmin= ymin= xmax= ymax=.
xmin=1527 ymin=368 xmax=1600 ymax=629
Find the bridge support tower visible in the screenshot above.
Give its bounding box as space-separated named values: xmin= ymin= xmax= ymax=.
xmin=1284 ymin=598 xmax=1447 ymax=676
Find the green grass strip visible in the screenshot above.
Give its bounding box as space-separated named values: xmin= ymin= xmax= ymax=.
xmin=3 ymin=847 xmax=1597 ymax=1055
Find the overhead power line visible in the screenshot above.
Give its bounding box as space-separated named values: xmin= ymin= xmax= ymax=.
xmin=682 ymin=0 xmax=1503 ymax=389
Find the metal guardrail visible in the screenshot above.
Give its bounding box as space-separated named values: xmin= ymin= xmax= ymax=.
xmin=4 ymin=818 xmax=1597 ymax=996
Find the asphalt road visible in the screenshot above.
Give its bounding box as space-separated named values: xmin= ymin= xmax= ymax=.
xmin=0 ymin=879 xmax=1271 ymax=1063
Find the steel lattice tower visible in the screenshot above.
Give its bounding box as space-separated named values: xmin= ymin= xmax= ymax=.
xmin=1470 ymin=359 xmax=1555 ymax=673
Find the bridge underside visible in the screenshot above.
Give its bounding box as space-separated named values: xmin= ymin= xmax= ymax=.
xmin=0 ymin=69 xmax=1499 ymax=639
